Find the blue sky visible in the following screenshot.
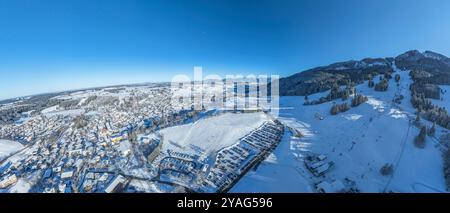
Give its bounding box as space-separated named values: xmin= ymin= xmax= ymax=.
xmin=1 ymin=0 xmax=450 ymax=100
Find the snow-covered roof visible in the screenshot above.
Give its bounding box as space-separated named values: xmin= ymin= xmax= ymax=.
xmin=105 ymin=175 xmax=126 ymax=193
xmin=316 ymin=180 xmax=345 ymax=193
xmin=61 ymin=171 xmax=74 ymax=179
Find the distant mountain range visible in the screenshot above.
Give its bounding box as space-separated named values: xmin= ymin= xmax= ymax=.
xmin=280 ymin=50 xmax=450 ymax=96
xmin=3 ymin=50 xmax=449 ymax=102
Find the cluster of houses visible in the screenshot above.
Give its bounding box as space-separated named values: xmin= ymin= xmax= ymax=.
xmin=1 ymin=126 xmax=162 ymax=193
xmin=0 ymin=85 xmax=293 ymax=193
xmin=0 ymin=86 xmax=186 ymax=192
xmin=152 ymin=151 xmax=204 ymax=191
xmin=0 ymin=120 xmax=162 ymax=192
xmin=0 ymin=114 xmax=68 ymax=145
xmin=159 ymin=157 xmax=198 ymax=174
xmin=77 ymin=169 xmax=127 ymax=193
xmin=204 ymin=142 xmax=256 ymax=192
xmin=304 ymin=153 xmax=335 ymax=177
xmin=241 ymin=121 xmax=284 ymax=152
xmin=204 ymin=120 xmax=284 ymax=192
xmin=302 ymin=153 xmax=359 ymax=193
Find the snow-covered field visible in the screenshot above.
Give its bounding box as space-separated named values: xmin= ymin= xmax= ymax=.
xmin=159 ymin=112 xmax=270 ymax=158
xmin=0 ymin=139 xmax=24 ymax=160
xmin=41 ymin=105 xmax=85 ymax=118
xmin=41 ymin=105 xmax=59 ymax=114
xmin=233 ymin=66 xmax=447 ymax=193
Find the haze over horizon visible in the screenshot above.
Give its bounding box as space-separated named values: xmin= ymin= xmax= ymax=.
xmin=1 ymin=0 xmax=450 ymax=100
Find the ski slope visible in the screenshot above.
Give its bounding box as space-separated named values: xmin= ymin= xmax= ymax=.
xmin=233 ymin=66 xmax=447 ymax=193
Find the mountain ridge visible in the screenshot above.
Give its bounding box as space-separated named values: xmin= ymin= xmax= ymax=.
xmin=280 ymin=50 xmax=450 ymax=96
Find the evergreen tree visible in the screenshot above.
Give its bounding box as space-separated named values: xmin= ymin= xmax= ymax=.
xmin=351 ymin=94 xmax=368 ymax=107
xmin=330 ymin=102 xmax=350 ymax=115
xmin=415 ymin=112 xmax=421 ymax=123
xmin=444 ymin=149 xmax=450 ymax=191
xmin=380 ymin=163 xmax=394 ymax=176
xmin=414 ymin=126 xmax=427 ymax=148
xmin=375 ymin=78 xmax=389 ymax=91
xmin=330 ymin=105 xmax=340 ymax=115
xmin=428 ymin=122 xmax=436 ymax=136
xmin=368 ymin=80 xmax=374 ymax=88
xmin=395 ymin=74 xmax=401 ymax=82
xmin=340 ymin=102 xmax=350 ymax=112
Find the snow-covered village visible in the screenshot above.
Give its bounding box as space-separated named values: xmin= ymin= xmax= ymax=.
xmin=1 ymin=50 xmax=450 ymax=193
xmin=2 ymin=1 xmax=450 ymax=200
